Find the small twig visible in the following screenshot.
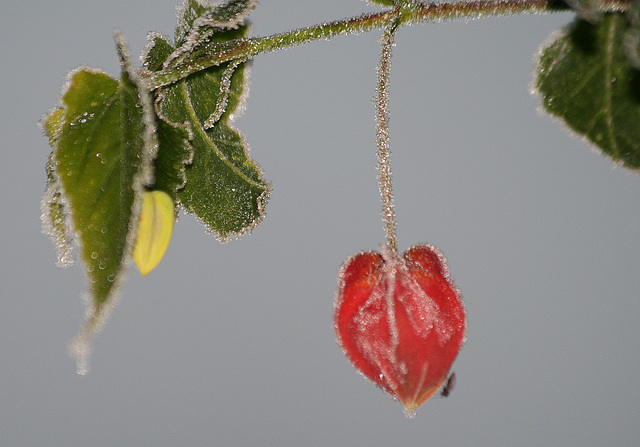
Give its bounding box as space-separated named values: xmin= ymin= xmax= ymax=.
xmin=141 ymin=0 xmax=630 ymax=90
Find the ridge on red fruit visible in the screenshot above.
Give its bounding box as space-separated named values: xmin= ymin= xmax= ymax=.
xmin=334 ymin=244 xmax=466 ymax=416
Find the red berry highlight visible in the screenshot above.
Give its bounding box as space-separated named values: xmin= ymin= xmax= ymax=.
xmin=334 ymin=244 xmax=466 ymax=416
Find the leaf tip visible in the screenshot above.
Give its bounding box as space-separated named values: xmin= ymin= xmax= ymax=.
xmin=68 ymin=336 xmax=91 ymax=375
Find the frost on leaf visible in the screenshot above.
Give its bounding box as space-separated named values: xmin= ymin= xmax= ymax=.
xmin=172 ymin=0 xmax=258 ymax=67
xmin=41 ymin=109 xmax=74 ymax=268
xmin=534 ymin=14 xmax=640 ymax=171
xmin=42 ymin=0 xmax=268 ymax=372
xmin=143 ymin=0 xmax=270 ymax=240
xmin=43 ymin=32 xmax=157 ymax=373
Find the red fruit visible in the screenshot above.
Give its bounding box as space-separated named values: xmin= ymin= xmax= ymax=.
xmin=334 ymin=244 xmax=466 ymax=416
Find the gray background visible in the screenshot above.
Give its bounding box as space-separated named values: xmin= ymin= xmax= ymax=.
xmin=2 ymin=0 xmax=640 ymax=445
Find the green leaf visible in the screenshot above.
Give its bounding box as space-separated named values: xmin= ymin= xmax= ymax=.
xmin=143 ymin=33 xmax=194 ymax=202
xmin=534 ymin=14 xmax=640 ymax=170
xmin=175 ymin=0 xmax=257 ymax=45
xmin=142 ymin=32 xmax=177 ymax=72
xmin=170 ymin=0 xmax=257 ymax=68
xmin=145 ymin=2 xmax=269 ymax=240
xmin=44 ymin=32 xmax=157 ymax=371
xmin=152 ymin=118 xmax=193 ymax=202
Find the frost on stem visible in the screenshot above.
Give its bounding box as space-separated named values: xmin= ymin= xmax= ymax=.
xmin=375 ymin=26 xmax=398 ymax=253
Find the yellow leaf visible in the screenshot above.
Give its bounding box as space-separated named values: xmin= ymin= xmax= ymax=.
xmin=133 ymin=191 xmax=174 ymax=276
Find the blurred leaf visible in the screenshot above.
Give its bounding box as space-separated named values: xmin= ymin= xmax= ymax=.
xmin=42 ymin=154 xmax=74 ymax=268
xmin=564 ymin=0 xmax=603 ymax=24
xmin=534 ymin=14 xmax=640 ymax=170
xmin=364 ymin=0 xmax=421 ymax=8
xmin=623 ymin=0 xmax=640 ymax=69
xmin=145 ymin=0 xmax=269 ymax=240
xmin=41 ymin=108 xmax=75 ymax=267
xmin=44 ymin=33 xmax=157 ymax=370
xmin=42 ymin=106 xmax=65 ymax=145
xmin=365 ymin=0 xmax=402 ymax=6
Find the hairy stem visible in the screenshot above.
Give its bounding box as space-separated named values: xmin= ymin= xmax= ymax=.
xmin=376 ymin=25 xmax=398 ymax=254
xmin=141 ymin=0 xmax=629 ymax=89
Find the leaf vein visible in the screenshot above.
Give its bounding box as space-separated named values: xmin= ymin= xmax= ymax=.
xmin=604 ymin=16 xmax=619 ymax=158
xmin=179 ymin=80 xmax=263 ymax=188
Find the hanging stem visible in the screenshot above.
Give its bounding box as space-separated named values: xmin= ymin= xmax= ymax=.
xmin=375 ymin=25 xmax=398 ymax=255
